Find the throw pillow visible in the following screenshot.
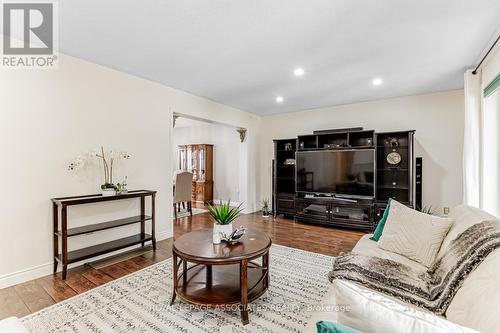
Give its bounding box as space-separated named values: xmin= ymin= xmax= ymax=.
xmin=378 ymin=200 xmax=454 ymax=267
xmin=316 ymin=321 xmax=362 ymax=333
xmin=370 ymin=198 xmax=392 ymax=241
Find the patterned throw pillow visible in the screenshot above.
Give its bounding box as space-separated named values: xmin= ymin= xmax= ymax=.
xmin=378 ymin=200 xmax=454 ymax=267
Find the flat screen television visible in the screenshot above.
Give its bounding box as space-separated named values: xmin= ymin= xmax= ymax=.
xmin=296 ymin=150 xmax=375 ymax=198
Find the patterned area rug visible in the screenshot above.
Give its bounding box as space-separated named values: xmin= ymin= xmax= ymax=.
xmin=175 ymin=207 xmax=208 ymax=219
xmin=22 ymin=245 xmax=333 ymax=333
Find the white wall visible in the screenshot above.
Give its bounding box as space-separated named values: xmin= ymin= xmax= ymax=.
xmin=259 ymin=90 xmax=465 ymax=214
xmin=173 ymin=124 xmax=242 ymax=203
xmin=0 ymin=54 xmax=258 ymax=288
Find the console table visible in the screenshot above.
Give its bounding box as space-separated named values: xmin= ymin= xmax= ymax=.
xmin=51 ymin=190 xmax=156 ymax=279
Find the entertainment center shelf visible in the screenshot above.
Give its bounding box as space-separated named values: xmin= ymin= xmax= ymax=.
xmin=298 ymin=130 xmax=374 ymax=150
xmin=273 ymin=129 xmax=416 ymax=231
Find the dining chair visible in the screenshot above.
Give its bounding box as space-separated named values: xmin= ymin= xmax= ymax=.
xmin=173 ymin=171 xmax=193 ymax=218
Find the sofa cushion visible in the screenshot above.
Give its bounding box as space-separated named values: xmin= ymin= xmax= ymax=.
xmin=332 ymin=280 xmax=479 ymax=333
xmin=353 ymin=234 xmax=428 ymax=271
xmin=436 ymin=205 xmax=497 ymax=259
xmin=378 ymin=200 xmax=453 ymax=267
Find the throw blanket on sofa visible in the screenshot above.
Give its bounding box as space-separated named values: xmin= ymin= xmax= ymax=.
xmin=328 ymin=221 xmax=500 ymax=315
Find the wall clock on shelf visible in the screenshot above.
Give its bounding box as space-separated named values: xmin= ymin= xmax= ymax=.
xmin=387 ymin=150 xmax=402 ymax=167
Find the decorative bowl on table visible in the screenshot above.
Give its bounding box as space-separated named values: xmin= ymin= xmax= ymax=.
xmin=221 ymin=227 xmax=246 ymax=245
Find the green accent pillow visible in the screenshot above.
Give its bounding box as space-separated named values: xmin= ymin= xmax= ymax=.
xmin=370 ymin=198 xmax=392 ymax=241
xmin=316 ymin=321 xmax=363 ymax=333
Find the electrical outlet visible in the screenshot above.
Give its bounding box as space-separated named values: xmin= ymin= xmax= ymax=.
xmin=443 ymin=207 xmax=450 ymax=215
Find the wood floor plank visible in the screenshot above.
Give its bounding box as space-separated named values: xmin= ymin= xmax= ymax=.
xmin=0 ymin=287 xmax=30 ymax=320
xmin=64 ymin=272 xmax=96 ymax=294
xmin=13 ymin=281 xmax=55 ymax=313
xmin=36 ymin=275 xmax=77 ymax=303
xmin=80 ymin=269 xmax=114 ymax=286
xmin=99 ymin=263 xmax=133 ymax=279
xmin=116 ymin=259 xmax=144 ymax=273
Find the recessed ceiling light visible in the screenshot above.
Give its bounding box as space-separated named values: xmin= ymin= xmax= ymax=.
xmin=276 ymin=96 xmax=284 ymax=103
xmin=294 ymin=67 xmax=305 ymax=77
xmin=372 ymin=78 xmax=383 ymax=86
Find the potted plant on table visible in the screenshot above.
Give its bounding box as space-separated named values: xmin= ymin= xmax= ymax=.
xmin=261 ymin=199 xmax=271 ymax=218
xmin=207 ymin=200 xmax=244 ymax=244
xmin=68 ymin=146 xmax=131 ymax=196
xmin=95 ymin=147 xmax=131 ymax=196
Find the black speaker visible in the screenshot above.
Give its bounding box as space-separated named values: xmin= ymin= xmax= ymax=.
xmin=416 ymin=157 xmax=422 ymax=209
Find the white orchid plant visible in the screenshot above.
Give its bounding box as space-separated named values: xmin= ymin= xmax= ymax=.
xmin=68 ymin=146 xmax=131 ymax=190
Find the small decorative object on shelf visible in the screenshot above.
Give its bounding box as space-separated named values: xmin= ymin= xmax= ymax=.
xmin=385 ymin=137 xmax=399 ymax=147
xmin=386 ymin=151 xmax=402 ymax=166
xmin=68 ymin=146 xmax=131 ymax=196
xmin=284 ymin=143 xmax=293 ymax=151
xmin=221 ymin=226 xmax=247 ymax=244
xmin=207 ymin=200 xmax=244 ymax=244
xmin=261 ymin=199 xmax=271 ymax=217
xmin=324 ymin=143 xmax=341 ymax=149
xmin=115 ymin=176 xmax=128 ymax=195
xmin=284 ymin=158 xmax=296 ymax=165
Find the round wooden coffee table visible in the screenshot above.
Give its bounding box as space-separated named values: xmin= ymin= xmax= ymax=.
xmin=170 ymin=228 xmax=271 ymax=324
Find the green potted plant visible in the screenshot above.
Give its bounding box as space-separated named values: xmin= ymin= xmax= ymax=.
xmin=207 ymin=200 xmax=244 ymax=244
xmin=261 ymin=199 xmax=271 ymax=217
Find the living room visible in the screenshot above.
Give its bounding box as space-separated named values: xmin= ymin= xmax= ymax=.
xmin=1 ymin=1 xmax=500 ymax=333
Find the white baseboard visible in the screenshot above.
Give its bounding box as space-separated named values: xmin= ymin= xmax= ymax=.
xmin=0 ymin=230 xmax=173 ymax=289
xmin=0 ymin=262 xmax=54 ymax=289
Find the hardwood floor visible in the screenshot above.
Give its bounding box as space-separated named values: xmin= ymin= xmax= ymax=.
xmin=0 ymin=210 xmax=365 ymax=320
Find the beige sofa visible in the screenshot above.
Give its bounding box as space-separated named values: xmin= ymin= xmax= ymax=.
xmin=307 ymin=205 xmax=500 ymax=333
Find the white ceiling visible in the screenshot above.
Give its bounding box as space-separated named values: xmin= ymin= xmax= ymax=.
xmin=58 ymin=1 xmax=500 ymax=115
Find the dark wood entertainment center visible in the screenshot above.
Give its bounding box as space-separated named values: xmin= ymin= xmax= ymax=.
xmin=273 ymin=129 xmax=415 ymax=231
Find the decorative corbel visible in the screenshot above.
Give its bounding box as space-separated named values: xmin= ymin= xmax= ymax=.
xmin=173 ymin=115 xmax=179 ymax=127
xmin=236 ymin=128 xmax=247 ymax=142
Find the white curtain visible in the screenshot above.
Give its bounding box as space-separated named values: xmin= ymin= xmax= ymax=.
xmin=463 ymin=70 xmax=481 ymax=207
xmin=482 ymin=78 xmax=500 ymax=217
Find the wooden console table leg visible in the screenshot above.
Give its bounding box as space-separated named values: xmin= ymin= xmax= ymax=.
xmin=53 ymin=203 xmax=59 ymax=274
xmin=140 ymin=196 xmax=145 ymax=247
xmin=151 ymin=193 xmax=157 ymax=250
xmin=170 ymin=252 xmax=178 ymax=305
xmin=61 ymin=205 xmax=68 ymax=280
xmin=240 ymin=259 xmax=249 ymax=325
